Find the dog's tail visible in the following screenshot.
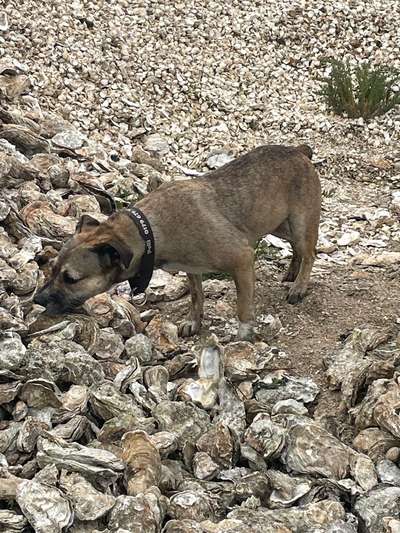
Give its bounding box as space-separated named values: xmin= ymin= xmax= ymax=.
xmin=296 ymin=144 xmax=313 ymax=160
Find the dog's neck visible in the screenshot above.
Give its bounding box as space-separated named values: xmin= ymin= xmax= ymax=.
xmin=122 ymin=207 xmax=156 ymax=295
xmin=131 ymin=201 xmax=170 ymax=266
xmin=116 ymin=206 xmax=166 ymax=281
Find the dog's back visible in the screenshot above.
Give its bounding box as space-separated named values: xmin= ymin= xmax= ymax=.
xmin=201 ymin=144 xmax=320 ymax=241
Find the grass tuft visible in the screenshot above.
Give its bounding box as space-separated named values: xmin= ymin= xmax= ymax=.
xmin=319 ymin=59 xmax=400 ymax=119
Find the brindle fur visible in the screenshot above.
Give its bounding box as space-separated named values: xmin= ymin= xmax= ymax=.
xmin=35 ymin=144 xmax=321 ymax=340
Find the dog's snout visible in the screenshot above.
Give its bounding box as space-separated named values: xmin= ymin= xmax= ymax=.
xmin=33 ymin=284 xmax=74 ymax=315
xmin=33 ymin=283 xmax=57 ymax=308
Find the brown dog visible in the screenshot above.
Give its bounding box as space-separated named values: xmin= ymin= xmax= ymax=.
xmin=34 ymin=144 xmax=321 ymax=340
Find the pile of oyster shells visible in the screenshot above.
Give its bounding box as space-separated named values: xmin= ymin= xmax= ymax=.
xmin=0 ymin=73 xmax=399 ymax=533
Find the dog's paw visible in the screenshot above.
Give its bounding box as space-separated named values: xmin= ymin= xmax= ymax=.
xmin=287 ymin=286 xmax=306 ymax=304
xmin=179 ymin=320 xmax=200 ymax=337
xmin=237 ymin=322 xmax=255 ymax=342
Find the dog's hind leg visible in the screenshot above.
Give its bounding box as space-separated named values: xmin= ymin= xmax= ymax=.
xmin=286 ymin=211 xmax=319 ymax=304
xmin=282 ymin=250 xmax=301 ymax=283
xmin=179 ymin=273 xmax=204 ymax=337
xmin=271 ymin=221 xmax=300 ymax=283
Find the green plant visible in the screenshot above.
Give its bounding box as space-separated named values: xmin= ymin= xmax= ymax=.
xmin=319 ymin=59 xmax=400 ymax=119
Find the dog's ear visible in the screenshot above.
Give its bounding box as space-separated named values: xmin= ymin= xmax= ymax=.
xmin=76 ymin=215 xmax=101 ymax=233
xmin=93 ymin=242 xmax=133 ymax=269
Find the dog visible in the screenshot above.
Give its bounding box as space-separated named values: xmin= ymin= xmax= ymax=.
xmin=34 ymin=144 xmax=321 ymax=341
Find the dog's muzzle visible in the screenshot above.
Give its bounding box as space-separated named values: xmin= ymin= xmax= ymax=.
xmin=33 ymin=286 xmax=70 ymax=315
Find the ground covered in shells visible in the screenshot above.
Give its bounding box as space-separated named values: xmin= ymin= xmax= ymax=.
xmin=1 ymin=1 xmax=400 ymax=532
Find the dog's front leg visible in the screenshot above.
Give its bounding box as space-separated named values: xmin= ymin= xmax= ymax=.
xmin=233 ymin=247 xmax=255 ymax=341
xmin=179 ymin=273 xmax=204 ymax=337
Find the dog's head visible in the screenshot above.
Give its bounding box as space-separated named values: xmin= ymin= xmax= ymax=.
xmin=34 ymin=213 xmax=139 ymax=315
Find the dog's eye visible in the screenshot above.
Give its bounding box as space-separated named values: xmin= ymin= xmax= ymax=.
xmin=63 ymin=272 xmax=79 ymax=284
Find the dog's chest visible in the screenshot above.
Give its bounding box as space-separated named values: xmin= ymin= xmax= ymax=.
xmin=160 ymin=261 xmax=209 ymax=275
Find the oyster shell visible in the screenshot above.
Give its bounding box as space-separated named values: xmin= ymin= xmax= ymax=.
xmin=0 ymin=381 xmax=21 ymax=405
xmin=254 ymin=370 xmax=319 ymax=407
xmin=19 ymin=379 xmax=63 ymax=409
xmin=147 ymin=315 xmax=179 ymax=354
xmin=23 ymin=343 xmax=105 ymax=386
xmin=214 ymin=378 xmax=246 ymax=436
xmin=59 ymin=470 xmax=115 ymax=520
xmin=0 ymin=469 xmax=24 ymax=500
xmin=0 ymin=125 xmax=50 ymax=156
xmin=29 ymin=314 xmax=100 ymax=355
xmin=144 ymin=365 xmax=169 ymax=403
xmin=50 ymin=415 xmax=93 ymax=442
xmin=60 ymin=385 xmax=89 ymax=418
xmin=147 ymin=270 xmax=188 ymax=303
xmin=93 ymin=327 xmax=124 ymax=360
xmin=97 ymin=412 xmax=155 ymax=443
xmin=0 ymin=509 xmax=28 ymax=532
xmin=168 ymin=490 xmax=220 ymax=522
xmin=268 ymin=469 xmax=312 ymax=508
xmin=68 ymin=520 xmax=107 ymax=533
xmin=354 ymin=485 xmax=400 ymax=533
xmin=153 ymin=401 xmax=211 ymax=448
xmin=0 ymin=422 xmax=22 ymax=455
xmin=0 ymin=72 xmax=31 ymax=100
xmin=114 ymin=359 xmax=142 ymax=392
xmin=150 ymin=431 xmax=179 ymax=458
xmin=90 ymin=381 xmax=145 ymax=421
xmin=36 ymin=435 xmax=124 ymax=487
xmin=0 ymin=152 xmax=38 ymax=187
xmin=0 ymin=308 xmax=27 ymax=335
xmin=197 ymin=423 xmax=236 ymax=469
xmin=8 ymin=235 xmax=42 ymax=270
xmin=125 ymin=333 xmax=155 ymax=364
xmin=12 ymin=400 xmax=28 ymax=422
xmin=124 ymin=380 xmax=156 ymax=412
xmin=192 ymin=452 xmax=220 ymax=481
xmin=121 ymin=430 xmax=162 ymax=496
xmin=376 ymin=459 xmax=400 ymax=485
xmin=282 ymin=416 xmax=378 ymax=488
xmin=11 ymin=261 xmax=39 ymax=295
xmin=226 ymin=500 xmax=347 ymax=532
xmin=84 ymin=293 xmax=144 ymax=334
xmin=17 ymin=417 xmax=49 ymax=453
xmin=108 ymin=490 xmax=166 ymax=533
xmin=271 ymin=399 xmax=308 ymax=416
xmin=244 ymin=414 xmax=286 ymax=462
xmin=325 ymin=326 xmax=393 ymax=410
xmin=373 ymin=377 xmax=400 ymax=439
xmin=164 ymin=353 xmax=197 ymax=380
xmin=177 ymin=336 xmax=223 ymax=409
xmin=224 ymin=341 xmax=268 ymax=381
xmin=20 ymin=200 xmax=76 ymax=239
xmin=52 ymin=130 xmax=86 ymax=150
xmin=0 ymin=333 xmax=26 ymax=371
xmin=48 ymin=164 xmax=70 ymax=188
xmin=61 ymin=194 xmax=101 ymax=218
xmin=234 ymin=472 xmax=271 ymax=505
xmin=16 ymin=472 xmax=73 ymax=533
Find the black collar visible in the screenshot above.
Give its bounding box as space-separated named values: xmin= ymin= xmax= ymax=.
xmin=123 ymin=207 xmax=155 ymax=296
